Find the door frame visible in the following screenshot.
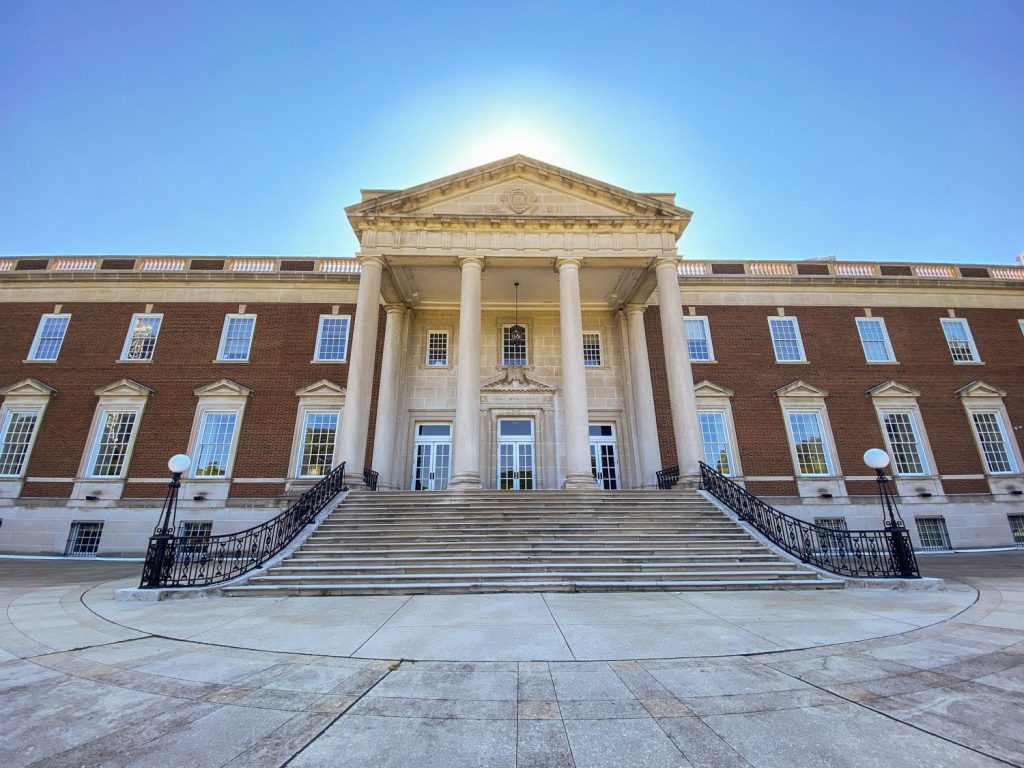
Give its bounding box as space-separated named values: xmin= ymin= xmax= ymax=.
xmin=496 ymin=417 xmax=536 ymax=490
xmin=410 ymin=421 xmax=452 ymax=491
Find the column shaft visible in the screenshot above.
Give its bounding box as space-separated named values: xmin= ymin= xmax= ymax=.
xmin=655 ymin=258 xmax=703 ymax=478
xmin=625 ymin=305 xmax=662 ymax=488
xmin=449 ymin=257 xmax=484 ymax=489
xmin=370 ymin=304 xmax=407 ymax=489
xmin=558 ymin=257 xmax=596 ymax=489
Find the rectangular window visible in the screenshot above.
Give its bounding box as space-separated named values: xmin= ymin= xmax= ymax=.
xmin=814 ymin=516 xmax=849 ymax=554
xmin=193 ymin=411 xmax=238 ymax=477
xmin=502 ymin=325 xmax=528 ymax=366
xmin=177 ymin=521 xmax=213 ymax=556
xmin=685 ymin=317 xmax=714 ymax=361
xmin=698 ymin=411 xmax=733 ymax=475
xmin=915 ymin=517 xmax=952 ymax=552
xmin=0 ymin=410 xmax=40 ymax=476
xmin=970 ymin=411 xmax=1017 ymax=474
xmin=856 ymin=317 xmax=896 ymax=363
xmin=314 ymin=315 xmax=351 ymax=362
xmin=1009 ymin=515 xmax=1024 ymax=548
xmin=65 ymin=521 xmax=103 ymax=557
xmin=787 ymin=411 xmax=832 ymax=475
xmin=299 ymin=411 xmax=339 ymax=477
xmin=426 ymin=331 xmax=449 ymax=366
xmin=28 ymin=314 xmax=71 ymax=361
xmin=88 ymin=411 xmax=138 ymax=477
xmin=216 ymin=314 xmax=256 ymax=361
xmin=120 ymin=313 xmax=163 ymax=361
xmin=582 ymin=332 xmax=602 ymax=367
xmin=880 ymin=411 xmax=927 ymax=475
xmin=769 ymin=317 xmax=806 ymax=362
xmin=940 ymin=318 xmax=980 ymax=363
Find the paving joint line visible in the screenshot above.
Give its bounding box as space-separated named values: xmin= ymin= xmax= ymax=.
xmin=349 ymin=594 xmax=413 ymax=657
xmin=540 ymin=593 xmax=577 ymax=661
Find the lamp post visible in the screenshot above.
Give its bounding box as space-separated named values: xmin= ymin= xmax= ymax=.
xmin=863 ymin=449 xmax=918 ymax=578
xmin=140 ymin=454 xmax=190 ymax=588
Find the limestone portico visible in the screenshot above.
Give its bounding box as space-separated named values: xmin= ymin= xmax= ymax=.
xmin=339 ymin=155 xmax=703 ymax=490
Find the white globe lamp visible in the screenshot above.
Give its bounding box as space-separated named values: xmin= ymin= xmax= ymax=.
xmin=168 ymin=454 xmax=191 ymax=475
xmin=863 ymin=448 xmax=890 ymax=470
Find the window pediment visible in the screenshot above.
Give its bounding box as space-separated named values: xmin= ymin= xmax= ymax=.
xmin=866 ymin=380 xmax=920 ymax=399
xmin=295 ymin=380 xmax=346 ymax=398
xmin=1 ymin=378 xmax=56 ymax=399
xmin=694 ymin=380 xmax=734 ymax=398
xmin=774 ymin=380 xmax=828 ymax=399
xmin=94 ymin=379 xmax=152 ymax=398
xmin=193 ymin=379 xmax=252 ymax=398
xmin=956 ymin=380 xmax=1006 ymax=399
xmin=480 ymin=368 xmax=557 ymax=393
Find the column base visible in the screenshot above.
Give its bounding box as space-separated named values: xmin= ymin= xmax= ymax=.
xmin=449 ymin=472 xmax=482 ymax=490
xmin=563 ymin=473 xmax=599 ymax=490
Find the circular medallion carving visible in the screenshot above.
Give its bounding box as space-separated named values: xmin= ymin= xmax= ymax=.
xmin=501 ymin=186 xmax=537 ymax=214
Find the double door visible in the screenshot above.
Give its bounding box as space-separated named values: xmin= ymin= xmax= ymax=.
xmin=497 ymin=418 xmax=534 ymax=490
xmin=589 ymin=423 xmax=619 ymax=490
xmin=411 ymin=423 xmax=451 ymax=491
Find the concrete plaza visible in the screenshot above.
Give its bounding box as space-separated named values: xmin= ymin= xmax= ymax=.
xmin=1 ymin=553 xmax=1022 ymax=766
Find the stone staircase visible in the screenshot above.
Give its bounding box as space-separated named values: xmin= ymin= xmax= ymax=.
xmin=223 ymin=489 xmax=844 ymax=595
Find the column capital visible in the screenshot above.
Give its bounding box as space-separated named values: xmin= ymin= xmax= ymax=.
xmin=555 ymin=255 xmax=585 ymax=271
xmin=624 ymin=303 xmax=647 ymax=317
xmin=357 ymin=253 xmax=386 ymax=270
xmin=458 ymin=255 xmax=485 ymax=270
xmin=653 ymin=255 xmax=681 ymax=272
xmin=383 ymin=302 xmax=407 ymax=316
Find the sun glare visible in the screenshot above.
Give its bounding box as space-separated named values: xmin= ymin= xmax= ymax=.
xmin=455 ymin=119 xmax=582 ymax=170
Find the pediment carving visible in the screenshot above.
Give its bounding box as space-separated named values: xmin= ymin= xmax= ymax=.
xmin=956 ymin=380 xmax=1007 ymax=399
xmin=866 ymin=380 xmax=920 ymax=398
xmin=1 ymin=378 xmax=56 ymax=399
xmin=694 ymin=380 xmax=734 ymax=398
xmin=95 ymin=379 xmax=152 ymax=398
xmin=295 ymin=380 xmax=346 ymax=398
xmin=194 ymin=379 xmax=252 ymax=398
xmin=480 ymin=367 xmax=557 ymax=393
xmin=774 ymin=380 xmax=828 ymax=398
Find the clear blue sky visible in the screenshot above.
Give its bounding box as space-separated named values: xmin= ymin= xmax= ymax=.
xmin=1 ymin=1 xmax=1021 ymax=264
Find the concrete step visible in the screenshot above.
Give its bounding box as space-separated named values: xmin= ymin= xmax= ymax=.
xmin=247 ymin=568 xmax=814 ymax=584
xmin=263 ymin=561 xmax=795 ymax=576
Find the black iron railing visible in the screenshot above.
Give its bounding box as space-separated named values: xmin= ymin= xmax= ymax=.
xmin=656 ymin=465 xmax=679 ymax=490
xmin=140 ymin=462 xmax=347 ymax=588
xmin=363 ymin=467 xmax=379 ymax=491
xmin=698 ymin=462 xmax=920 ymax=579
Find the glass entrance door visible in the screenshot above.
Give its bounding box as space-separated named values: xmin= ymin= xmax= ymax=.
xmin=411 ymin=423 xmax=451 ymax=491
xmin=497 ymin=418 xmax=535 ymax=490
xmin=589 ymin=424 xmax=619 ymax=490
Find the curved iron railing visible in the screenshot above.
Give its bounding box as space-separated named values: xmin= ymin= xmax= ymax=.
xmin=363 ymin=467 xmax=379 ymax=491
xmin=698 ymin=462 xmax=919 ymax=578
xmin=140 ymin=462 xmax=347 ymax=588
xmin=656 ymin=465 xmax=679 ymax=490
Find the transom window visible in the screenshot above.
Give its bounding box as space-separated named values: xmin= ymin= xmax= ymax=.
xmin=28 ymin=314 xmax=71 ymax=361
xmin=915 ymin=517 xmax=952 ymax=552
xmin=88 ymin=411 xmax=138 ymax=477
xmin=299 ymin=411 xmax=339 ymax=477
xmin=0 ymin=410 xmax=40 ymax=476
xmin=502 ymin=325 xmax=528 ymax=366
xmin=970 ymin=411 xmax=1017 ymax=474
xmin=120 ymin=313 xmax=163 ymax=361
xmin=685 ymin=317 xmax=714 ymax=361
xmin=855 ymin=317 xmax=896 ymax=363
xmin=314 ymin=315 xmax=351 ymax=362
xmin=940 ymin=318 xmax=980 ymax=363
xmin=426 ymin=331 xmax=449 ymax=366
xmin=216 ymin=314 xmax=256 ymax=361
xmin=698 ymin=411 xmax=733 ymax=475
xmin=880 ymin=411 xmax=927 ymax=475
xmin=768 ymin=317 xmax=806 ymax=362
xmin=192 ymin=411 xmax=238 ymax=477
xmin=582 ymin=332 xmax=602 ymax=366
xmin=787 ymin=411 xmax=832 ymax=475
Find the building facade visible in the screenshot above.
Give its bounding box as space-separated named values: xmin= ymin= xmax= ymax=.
xmin=1 ymin=156 xmax=1023 ymax=556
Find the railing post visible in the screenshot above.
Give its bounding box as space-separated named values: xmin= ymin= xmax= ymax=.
xmin=887 ymin=523 xmax=918 ymax=579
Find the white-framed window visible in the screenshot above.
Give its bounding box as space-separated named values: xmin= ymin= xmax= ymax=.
xmin=786 ymin=411 xmax=833 ymax=476
xmin=314 ymin=315 xmax=351 ymax=362
xmin=28 ymin=314 xmax=71 ymax=361
xmin=768 ymin=317 xmax=806 ymax=362
xmin=298 ymin=411 xmax=339 ymax=477
xmin=582 ymin=332 xmax=602 ymax=367
xmin=65 ymin=521 xmax=103 ymax=557
xmin=426 ymin=331 xmax=449 ymax=367
xmin=698 ymin=410 xmax=734 ymax=475
xmin=0 ymin=409 xmax=41 ymax=477
xmin=940 ymin=318 xmax=981 ymax=363
xmin=855 ymin=317 xmax=896 ymax=363
xmin=969 ymin=411 xmax=1018 ymax=474
xmin=685 ymin=317 xmax=714 ymax=361
xmin=216 ymin=314 xmax=256 ymax=361
xmin=177 ymin=521 xmax=213 ymax=556
xmin=502 ymin=325 xmax=528 ymax=366
xmin=192 ymin=411 xmax=239 ymax=477
xmin=879 ymin=411 xmax=928 ymax=475
xmin=1009 ymin=514 xmax=1024 ymax=548
xmin=86 ymin=411 xmax=139 ymax=477
xmin=814 ymin=517 xmax=849 ymax=554
xmin=120 ymin=313 xmax=163 ymax=361
xmin=915 ymin=517 xmax=952 ymax=552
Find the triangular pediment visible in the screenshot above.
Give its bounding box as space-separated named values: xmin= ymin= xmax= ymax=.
xmin=866 ymin=380 xmax=920 ymax=398
xmin=95 ymin=379 xmax=153 ymax=398
xmin=295 ymin=380 xmax=346 ymax=398
xmin=346 ymin=155 xmax=692 ymax=225
xmin=1 ymin=378 xmax=56 ymax=398
xmin=774 ymin=380 xmax=829 ymax=398
xmin=480 ymin=367 xmax=557 ymax=393
xmin=194 ymin=379 xmax=252 ymax=398
xmin=694 ymin=380 xmax=734 ymax=398
xmin=956 ymin=380 xmax=1007 ymax=399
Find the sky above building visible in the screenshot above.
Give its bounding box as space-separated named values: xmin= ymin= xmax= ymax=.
xmin=1 ymin=1 xmax=1021 ymax=264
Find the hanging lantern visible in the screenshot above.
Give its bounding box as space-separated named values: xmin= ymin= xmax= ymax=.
xmin=509 ymin=282 xmax=526 ymax=346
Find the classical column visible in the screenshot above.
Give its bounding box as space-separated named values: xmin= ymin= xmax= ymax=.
xmin=370 ymin=303 xmax=407 ymax=489
xmin=557 ymin=256 xmax=596 ymax=489
xmin=625 ymin=305 xmax=662 ymax=489
xmin=336 ymin=254 xmax=384 ymax=482
xmin=654 ymin=257 xmax=703 ymax=479
xmin=449 ymin=256 xmax=484 ymax=490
